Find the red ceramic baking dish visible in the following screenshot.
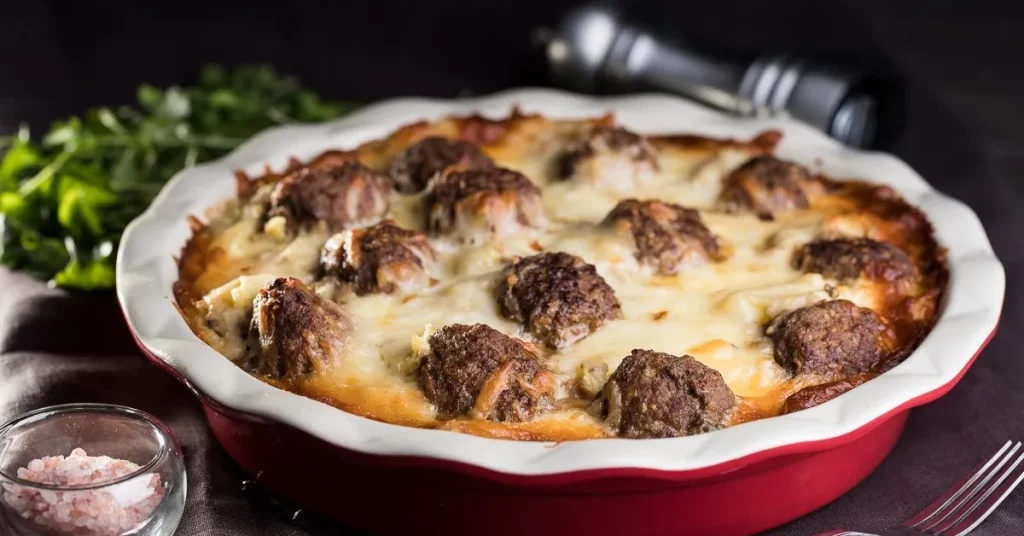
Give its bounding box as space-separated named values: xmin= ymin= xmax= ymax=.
xmin=115 ymin=89 xmax=1004 ymax=535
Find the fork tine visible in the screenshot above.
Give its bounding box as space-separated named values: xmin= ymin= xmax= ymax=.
xmin=905 ymin=440 xmax=1014 ymax=529
xmin=933 ymin=447 xmax=1024 ymax=536
xmin=916 ymin=441 xmax=1022 ymax=532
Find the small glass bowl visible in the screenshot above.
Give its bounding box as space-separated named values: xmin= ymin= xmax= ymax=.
xmin=0 ymin=404 xmax=186 ymax=536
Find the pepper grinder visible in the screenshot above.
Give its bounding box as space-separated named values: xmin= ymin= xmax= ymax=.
xmin=534 ymin=4 xmax=904 ymax=149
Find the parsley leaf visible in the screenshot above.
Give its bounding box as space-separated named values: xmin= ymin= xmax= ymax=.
xmin=0 ymin=64 xmax=358 ymax=290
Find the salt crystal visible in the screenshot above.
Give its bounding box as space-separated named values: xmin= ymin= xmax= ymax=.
xmin=106 ymin=474 xmax=156 ymax=507
xmin=1 ymin=449 xmax=165 ymax=536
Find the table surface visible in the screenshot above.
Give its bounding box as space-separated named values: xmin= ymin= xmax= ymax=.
xmin=1 ymin=1 xmax=1022 ymax=534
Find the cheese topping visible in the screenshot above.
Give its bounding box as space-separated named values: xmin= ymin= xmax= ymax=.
xmin=178 ymin=115 xmax=939 ymax=439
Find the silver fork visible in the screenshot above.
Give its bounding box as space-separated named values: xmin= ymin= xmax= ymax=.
xmin=817 ymin=440 xmax=1024 ymax=536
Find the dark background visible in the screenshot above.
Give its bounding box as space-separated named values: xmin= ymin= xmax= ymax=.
xmin=1 ymin=1 xmax=1023 ymax=534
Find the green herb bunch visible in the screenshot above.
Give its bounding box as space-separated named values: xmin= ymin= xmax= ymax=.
xmin=0 ymin=65 xmax=357 ymax=290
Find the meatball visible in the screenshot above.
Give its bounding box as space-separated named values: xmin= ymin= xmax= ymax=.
xmin=246 ymin=278 xmax=350 ymax=380
xmin=557 ymin=126 xmax=659 ymax=190
xmin=267 ymin=161 xmax=391 ymax=232
xmin=319 ymin=220 xmax=435 ymax=295
xmin=718 ymin=155 xmax=823 ymax=217
xmin=794 ymin=237 xmax=917 ymax=285
xmin=418 ymin=323 xmax=554 ymax=422
xmin=767 ymin=300 xmax=893 ymax=377
xmin=389 ymin=136 xmax=495 ymax=194
xmin=424 ymin=167 xmax=545 ymax=242
xmin=603 ymin=199 xmax=723 ymax=274
xmin=602 ymin=349 xmax=735 ymax=438
xmin=495 ymin=252 xmax=621 ymax=349
xmin=781 ymin=374 xmax=872 ymax=414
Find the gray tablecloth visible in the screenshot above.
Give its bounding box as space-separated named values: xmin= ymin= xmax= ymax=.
xmin=1 ymin=83 xmax=1022 ymax=535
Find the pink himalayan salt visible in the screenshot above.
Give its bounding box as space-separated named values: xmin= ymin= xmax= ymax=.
xmin=1 ymin=448 xmax=165 ymax=536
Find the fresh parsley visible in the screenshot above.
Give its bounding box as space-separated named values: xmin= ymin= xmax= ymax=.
xmin=0 ymin=64 xmax=357 ymax=290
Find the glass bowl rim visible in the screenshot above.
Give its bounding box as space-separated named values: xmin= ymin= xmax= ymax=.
xmin=0 ymin=403 xmax=173 ymax=491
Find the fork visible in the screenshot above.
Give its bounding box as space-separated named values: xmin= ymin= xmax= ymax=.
xmin=816 ymin=440 xmax=1024 ymax=536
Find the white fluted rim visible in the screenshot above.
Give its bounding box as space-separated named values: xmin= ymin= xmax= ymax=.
xmin=116 ymin=89 xmax=1004 ymax=476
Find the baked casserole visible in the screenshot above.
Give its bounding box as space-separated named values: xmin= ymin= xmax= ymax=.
xmin=174 ymin=110 xmax=946 ymax=441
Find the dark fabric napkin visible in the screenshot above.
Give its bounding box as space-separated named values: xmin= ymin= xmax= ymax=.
xmin=1 ymin=84 xmax=1022 ymax=535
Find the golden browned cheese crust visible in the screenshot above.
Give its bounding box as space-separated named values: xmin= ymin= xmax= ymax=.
xmin=174 ymin=109 xmax=946 ymax=441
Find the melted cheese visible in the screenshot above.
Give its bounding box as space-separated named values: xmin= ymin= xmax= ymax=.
xmin=184 ymin=118 xmax=900 ymax=437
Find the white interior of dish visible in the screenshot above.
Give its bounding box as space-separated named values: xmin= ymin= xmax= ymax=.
xmin=115 ymin=89 xmax=1004 ymax=475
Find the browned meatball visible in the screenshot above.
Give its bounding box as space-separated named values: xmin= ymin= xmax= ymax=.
xmin=781 ymin=374 xmax=872 ymax=414
xmin=767 ymin=300 xmax=893 ymax=377
xmin=603 ymin=199 xmax=723 ymax=274
xmin=794 ymin=237 xmax=917 ymax=285
xmin=246 ymin=278 xmax=350 ymax=380
xmin=424 ymin=167 xmax=545 ymax=241
xmin=601 ymin=349 xmax=735 ymax=438
xmin=267 ymin=161 xmax=391 ymax=232
xmin=719 ymin=155 xmax=823 ymax=217
xmin=557 ymin=126 xmax=659 ymax=189
xmin=389 ymin=136 xmax=495 ymax=194
xmin=495 ymin=252 xmax=621 ymax=349
xmin=418 ymin=323 xmax=555 ymax=422
xmin=319 ymin=220 xmax=435 ymax=295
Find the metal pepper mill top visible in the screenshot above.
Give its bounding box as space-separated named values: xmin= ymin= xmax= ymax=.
xmin=535 ymin=5 xmax=902 ymax=149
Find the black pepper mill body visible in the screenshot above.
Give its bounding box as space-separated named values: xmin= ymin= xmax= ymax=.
xmin=535 ymin=5 xmax=904 ymax=150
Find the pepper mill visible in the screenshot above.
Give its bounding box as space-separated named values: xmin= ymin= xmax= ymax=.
xmin=534 ymin=4 xmax=904 ymax=149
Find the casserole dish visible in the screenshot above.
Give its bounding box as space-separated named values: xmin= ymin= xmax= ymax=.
xmin=116 ymin=89 xmax=1004 ymax=535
